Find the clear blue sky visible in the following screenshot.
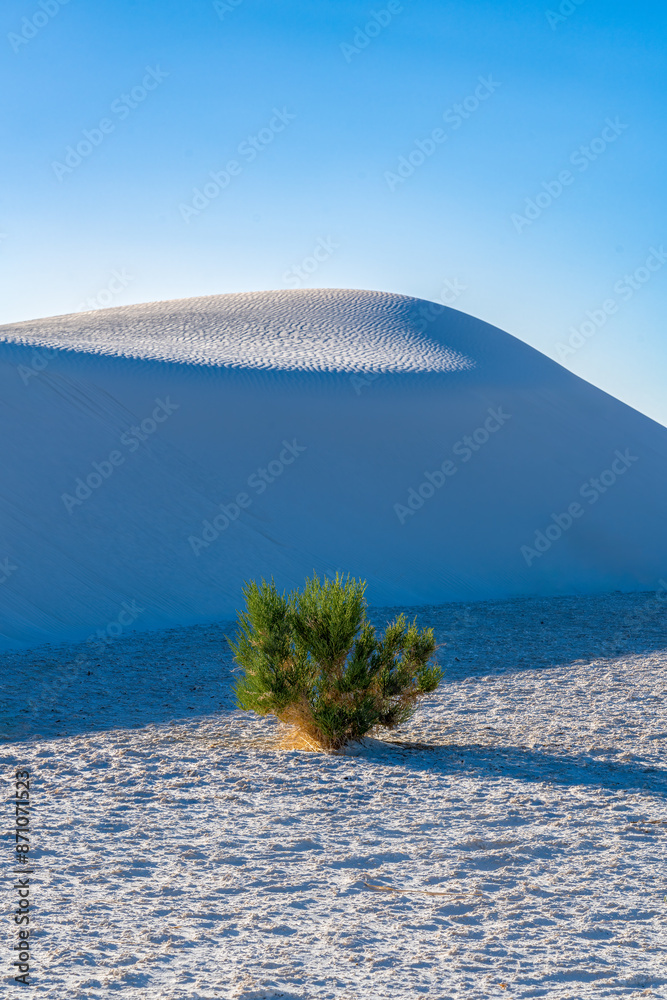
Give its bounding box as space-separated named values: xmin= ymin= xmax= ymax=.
xmin=2 ymin=0 xmax=666 ymax=424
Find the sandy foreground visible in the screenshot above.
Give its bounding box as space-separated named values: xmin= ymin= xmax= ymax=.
xmin=1 ymin=591 xmax=666 ymax=999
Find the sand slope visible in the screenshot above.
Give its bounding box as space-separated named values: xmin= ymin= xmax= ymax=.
xmin=1 ymin=288 xmax=665 ymax=649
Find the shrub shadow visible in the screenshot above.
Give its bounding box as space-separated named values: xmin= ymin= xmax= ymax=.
xmin=354 ymin=737 xmax=667 ymax=796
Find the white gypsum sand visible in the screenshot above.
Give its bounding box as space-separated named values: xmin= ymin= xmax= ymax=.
xmin=1 ymin=591 xmax=665 ymax=999
xmin=1 ymin=289 xmax=667 ymax=650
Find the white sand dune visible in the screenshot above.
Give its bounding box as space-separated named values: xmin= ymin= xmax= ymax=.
xmin=1 ymin=288 xmax=666 ymax=649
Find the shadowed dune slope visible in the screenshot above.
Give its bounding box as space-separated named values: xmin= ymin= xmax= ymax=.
xmin=1 ymin=288 xmax=665 ymax=649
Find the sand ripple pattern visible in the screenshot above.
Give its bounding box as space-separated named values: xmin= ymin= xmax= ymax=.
xmin=0 ymin=288 xmax=474 ymax=373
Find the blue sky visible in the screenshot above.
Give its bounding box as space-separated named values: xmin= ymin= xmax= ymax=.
xmin=2 ymin=0 xmax=666 ymax=424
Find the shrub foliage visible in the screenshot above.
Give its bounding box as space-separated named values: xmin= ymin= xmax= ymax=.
xmin=231 ymin=574 xmax=441 ymax=750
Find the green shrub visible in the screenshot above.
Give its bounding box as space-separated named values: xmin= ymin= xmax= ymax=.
xmin=230 ymin=573 xmax=442 ymax=751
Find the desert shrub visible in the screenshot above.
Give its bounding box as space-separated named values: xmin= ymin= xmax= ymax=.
xmin=230 ymin=574 xmax=442 ymax=751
